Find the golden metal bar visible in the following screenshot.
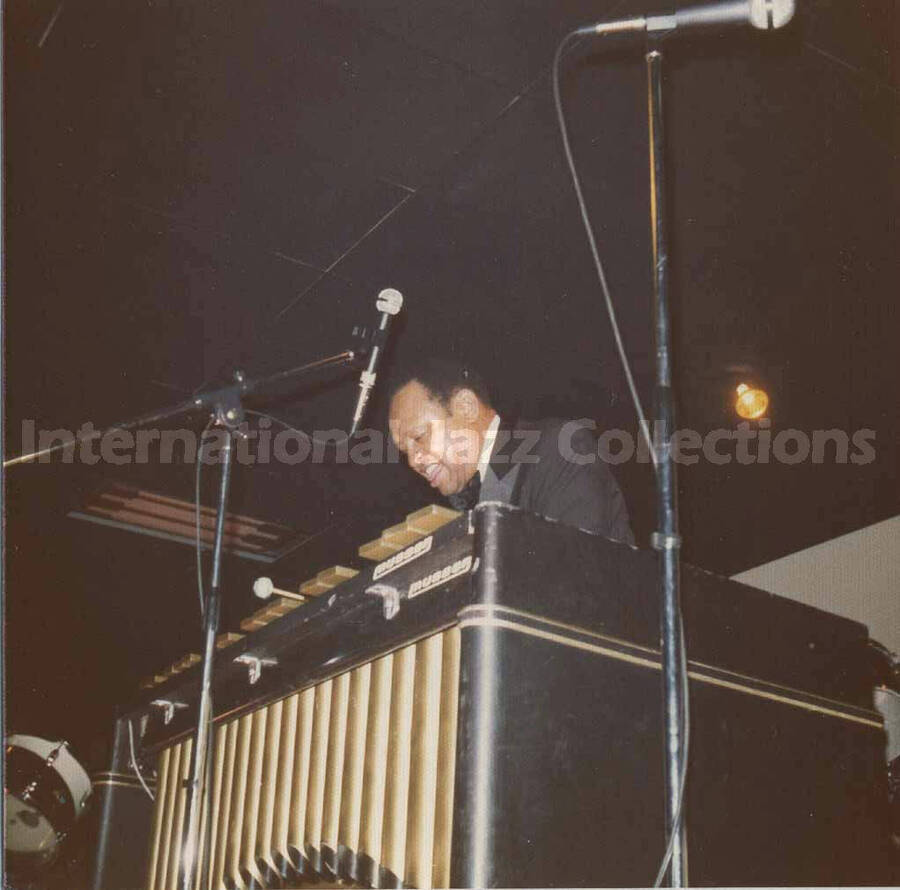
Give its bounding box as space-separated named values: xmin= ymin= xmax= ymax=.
xmin=224 ymin=714 xmax=253 ymax=889
xmin=304 ymin=679 xmax=334 ymax=871
xmin=432 ymin=628 xmax=461 ymax=889
xmin=238 ymin=708 xmax=268 ymax=887
xmin=163 ymin=738 xmax=193 ymax=890
xmin=192 ymin=724 xmax=217 ymax=890
xmin=358 ymin=537 xmax=403 ymax=561
xmin=215 ymin=632 xmax=244 ymax=650
xmin=271 ymin=694 xmax=299 ymax=874
xmin=405 ymin=504 xmax=460 ymax=534
xmin=337 ymin=663 xmax=372 ymax=880
xmin=287 ymin=686 xmax=316 ymax=869
xmin=155 ymin=741 xmax=182 ymax=890
xmin=300 ymin=565 xmax=358 ymax=596
xmin=254 ymin=698 xmax=283 ymax=883
xmin=322 ymin=671 xmax=351 ymax=873
xmin=316 ymin=565 xmax=359 ymax=587
xmin=382 ymin=521 xmax=422 ymax=549
xmin=211 ymin=720 xmax=238 ymax=890
xmin=145 ymin=746 xmax=171 ymax=890
xmin=200 ymin=724 xmax=227 ymax=890
xmin=358 ymin=654 xmax=394 ymax=881
xmin=406 ymin=633 xmax=445 ymax=889
xmin=381 ymin=644 xmax=417 ymax=883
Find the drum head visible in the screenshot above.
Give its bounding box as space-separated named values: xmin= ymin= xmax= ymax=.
xmin=5 ymin=792 xmax=60 ymax=860
xmin=4 ymin=735 xmax=92 ymax=867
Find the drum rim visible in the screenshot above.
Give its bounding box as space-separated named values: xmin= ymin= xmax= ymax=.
xmin=5 ymin=745 xmax=79 ymax=840
xmin=7 ymin=734 xmax=92 ymax=805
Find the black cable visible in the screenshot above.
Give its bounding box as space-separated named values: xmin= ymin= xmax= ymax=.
xmin=243 ymin=408 xmax=352 ymax=450
xmin=551 ymin=30 xmax=658 ymax=470
xmin=195 ymin=418 xmax=215 ymax=621
xmin=127 ymin=719 xmax=155 ymax=801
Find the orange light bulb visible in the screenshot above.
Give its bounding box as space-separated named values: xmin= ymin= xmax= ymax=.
xmin=735 ymin=383 xmax=769 ymax=420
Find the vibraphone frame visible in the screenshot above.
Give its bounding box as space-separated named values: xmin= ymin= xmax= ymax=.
xmin=91 ymin=504 xmax=894 ymax=888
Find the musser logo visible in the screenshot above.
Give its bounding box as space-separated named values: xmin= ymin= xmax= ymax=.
xmin=373 ymin=536 xmax=434 ymax=580
xmin=408 ymin=555 xmax=475 ymax=599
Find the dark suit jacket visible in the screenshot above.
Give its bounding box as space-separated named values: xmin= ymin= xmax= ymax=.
xmin=479 ymin=417 xmax=635 ymax=545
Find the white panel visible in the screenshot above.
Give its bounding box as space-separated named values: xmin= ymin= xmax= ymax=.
xmin=733 ymin=515 xmax=900 ymax=653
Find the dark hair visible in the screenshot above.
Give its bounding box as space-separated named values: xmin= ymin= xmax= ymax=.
xmin=388 ymin=357 xmax=493 ymax=408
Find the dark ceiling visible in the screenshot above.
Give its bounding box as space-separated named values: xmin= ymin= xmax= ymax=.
xmin=4 ymin=0 xmax=898 ymax=766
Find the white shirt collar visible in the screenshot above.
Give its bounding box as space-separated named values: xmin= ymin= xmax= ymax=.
xmin=476 ymin=413 xmax=501 ymax=481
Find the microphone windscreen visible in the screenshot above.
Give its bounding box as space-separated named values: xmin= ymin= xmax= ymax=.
xmin=749 ymin=0 xmax=795 ymax=29
xmin=376 ymin=288 xmax=404 ymax=315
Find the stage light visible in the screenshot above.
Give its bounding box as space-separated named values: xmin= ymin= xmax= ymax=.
xmin=735 ymin=383 xmax=769 ymax=420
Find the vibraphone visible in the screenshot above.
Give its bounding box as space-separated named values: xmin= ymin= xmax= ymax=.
xmin=91 ymin=504 xmax=894 ymax=889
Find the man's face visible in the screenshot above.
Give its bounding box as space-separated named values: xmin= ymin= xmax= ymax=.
xmin=389 ymin=381 xmax=482 ymax=496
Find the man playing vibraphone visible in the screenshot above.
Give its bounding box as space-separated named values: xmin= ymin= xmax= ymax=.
xmin=387 ymin=358 xmax=634 ymax=544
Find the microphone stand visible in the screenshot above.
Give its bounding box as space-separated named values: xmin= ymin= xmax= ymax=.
xmin=568 ymin=5 xmax=795 ymax=877
xmin=178 ymin=378 xmax=240 ymax=890
xmin=4 ymin=349 xmax=358 ymax=890
xmin=170 ymin=355 xmax=355 ymax=890
xmin=646 ymin=47 xmax=688 ymax=887
xmin=178 ymin=351 xmax=373 ymax=890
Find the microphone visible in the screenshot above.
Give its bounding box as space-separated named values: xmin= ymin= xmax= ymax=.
xmin=350 ymin=288 xmax=404 ymax=436
xmin=578 ymin=0 xmax=795 ymax=36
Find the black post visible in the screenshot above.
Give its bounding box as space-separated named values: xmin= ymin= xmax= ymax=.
xmin=179 ymin=415 xmax=236 ymax=890
xmin=646 ymin=47 xmax=688 ymax=887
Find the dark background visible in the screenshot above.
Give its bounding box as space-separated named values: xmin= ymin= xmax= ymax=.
xmin=3 ymin=0 xmax=897 ymax=815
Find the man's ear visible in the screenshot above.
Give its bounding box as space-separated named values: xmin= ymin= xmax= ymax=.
xmin=449 ymin=388 xmax=480 ymax=422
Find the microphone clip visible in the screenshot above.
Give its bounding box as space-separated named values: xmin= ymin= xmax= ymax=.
xmin=351 ymin=323 xmax=389 ymax=363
